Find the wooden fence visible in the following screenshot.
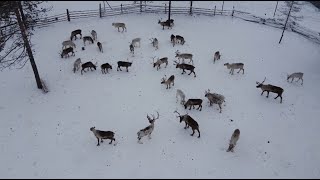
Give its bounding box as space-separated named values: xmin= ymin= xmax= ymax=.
xmin=1 ymin=3 xmax=320 ymax=45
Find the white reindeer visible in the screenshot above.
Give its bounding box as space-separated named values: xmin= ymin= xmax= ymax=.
xmin=137 ymin=111 xmax=159 ymax=144
xmin=176 ymin=89 xmax=186 ymax=105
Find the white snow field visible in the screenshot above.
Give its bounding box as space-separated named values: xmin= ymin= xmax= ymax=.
xmin=1 ymin=2 xmax=320 ymax=179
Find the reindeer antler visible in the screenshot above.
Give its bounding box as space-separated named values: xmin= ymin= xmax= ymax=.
xmin=152 ymin=111 xmax=159 ymax=120
xmin=173 ymin=110 xmax=181 ymax=117
xmin=173 ymin=60 xmax=179 ymax=65
xmin=261 ymin=77 xmax=266 ymax=84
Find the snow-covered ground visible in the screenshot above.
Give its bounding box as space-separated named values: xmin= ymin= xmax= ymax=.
xmin=1 ymin=1 xmax=320 ymax=179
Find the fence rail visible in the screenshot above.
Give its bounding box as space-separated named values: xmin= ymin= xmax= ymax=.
xmin=1 ymin=3 xmax=320 ymax=45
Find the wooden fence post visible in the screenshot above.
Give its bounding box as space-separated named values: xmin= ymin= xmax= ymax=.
xmin=66 ymin=9 xmax=70 ymax=21
xmin=165 ymin=4 xmax=167 ymax=14
xmin=99 ymin=3 xmax=102 ymax=18
xmin=140 ymin=1 xmax=142 ymax=12
xmin=214 ymin=5 xmax=216 ymax=16
xmin=232 ymin=6 xmax=234 ymax=17
xmin=121 ymin=4 xmax=123 ymax=14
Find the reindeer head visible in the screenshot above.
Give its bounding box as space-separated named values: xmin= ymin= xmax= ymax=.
xmin=152 ymin=57 xmax=157 ymax=67
xmin=173 ymin=60 xmax=180 ymax=68
xmin=224 ymin=63 xmax=229 ymax=66
xmin=286 ymin=73 xmax=290 ymax=81
xmin=256 ymin=77 xmax=266 ymax=88
xmin=173 ymin=110 xmax=183 ymax=123
xmin=158 ymin=19 xmax=161 ymax=24
xmin=175 ymin=50 xmax=180 ymax=56
xmin=90 ymin=127 xmax=96 ymax=131
xmin=161 ymin=75 xmax=167 ymax=84
xmin=147 ymin=111 xmax=159 ymax=124
xmin=205 ymin=89 xmax=210 ymax=97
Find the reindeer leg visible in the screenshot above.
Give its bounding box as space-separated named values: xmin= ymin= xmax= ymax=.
xmin=190 ymin=129 xmax=195 ymax=136
xmin=242 ymin=68 xmax=244 ymax=74
xmin=266 ymin=91 xmax=269 ymax=98
xmin=126 ymin=67 xmax=128 ymax=72
xmin=189 ymin=105 xmax=192 ymax=110
xmin=280 ymin=96 xmax=283 ymax=103
xmin=291 ymin=78 xmax=294 ymax=83
xmin=261 ymin=90 xmax=265 ymax=96
xmin=184 ymin=122 xmax=188 ymax=129
xmin=197 ymin=129 xmax=200 ymax=138
xmin=96 ymin=137 xmax=100 ymax=146
xmin=301 ymin=78 xmax=303 ymax=85
xmin=237 ymin=69 xmax=241 ymax=73
xmin=199 ymin=104 xmax=202 ymax=111
xmin=194 ymin=71 xmax=196 ymax=77
xmin=219 ymin=104 xmax=222 ymax=113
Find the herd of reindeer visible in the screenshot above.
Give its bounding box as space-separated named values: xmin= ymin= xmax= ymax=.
xmin=59 ymin=18 xmax=304 ymax=153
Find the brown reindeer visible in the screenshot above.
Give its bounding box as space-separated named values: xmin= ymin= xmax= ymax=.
xmin=256 ymin=77 xmax=284 ymax=103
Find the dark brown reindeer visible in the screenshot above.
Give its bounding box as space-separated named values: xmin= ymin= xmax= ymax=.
xmin=70 ymin=29 xmax=82 ymax=41
xmin=174 ymin=110 xmax=200 ymax=138
xmin=101 ymin=63 xmax=112 ymax=74
xmin=184 ymin=99 xmax=203 ymax=111
xmin=117 ymin=60 xmax=133 ymax=72
xmin=90 ymin=127 xmax=115 ymax=146
xmin=256 ymin=77 xmax=284 ymax=103
xmin=81 ymin=61 xmax=97 ymax=75
xmin=60 ymin=47 xmax=75 ymax=58
xmin=174 ymin=60 xmax=196 ymax=77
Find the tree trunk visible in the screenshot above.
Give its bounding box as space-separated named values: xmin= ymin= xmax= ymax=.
xmin=279 ymin=1 xmax=293 ymax=44
xmin=14 ymin=3 xmax=43 ymax=89
xmin=18 ymin=1 xmax=28 ymax=29
xmin=168 ymin=0 xmax=171 ymax=24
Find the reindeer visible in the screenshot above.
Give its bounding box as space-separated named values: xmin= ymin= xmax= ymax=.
xmin=60 ymin=47 xmax=75 ymax=58
xmin=224 ymin=63 xmax=244 ymax=75
xmin=161 ymin=75 xmax=175 ymax=89
xmin=150 ymin=38 xmax=159 ymax=50
xmin=97 ymin=42 xmax=103 ymax=52
xmin=81 ymin=61 xmax=97 ymax=75
xmin=131 ymin=38 xmax=141 ymax=47
xmin=153 ymin=57 xmax=168 ymax=70
xmin=213 ymin=51 xmax=221 ymax=63
xmin=184 ymin=99 xmax=203 ymax=111
xmin=175 ymin=50 xmax=193 ymax=64
xmin=256 ymin=77 xmax=284 ymax=103
xmin=83 ymin=36 xmax=94 ymax=46
xmin=205 ymin=89 xmax=225 ymax=113
xmin=91 ymin=30 xmax=97 ymax=41
xmin=101 ymin=63 xmax=112 ymax=74
xmin=62 ymin=40 xmax=76 ymax=50
xmin=117 ymin=60 xmax=133 ymax=72
xmin=70 ymin=29 xmax=82 ymax=41
xmin=174 ymin=111 xmax=200 ymax=138
xmin=175 ymin=35 xmax=185 ymax=45
xmin=73 ymin=58 xmax=82 ymax=73
xmin=137 ymin=111 xmax=159 ymax=144
xmin=90 ymin=127 xmax=115 ymax=146
xmin=158 ymin=19 xmax=172 ymax=30
xmin=129 ymin=44 xmax=134 ymax=54
xmin=170 ymin=34 xmax=176 ymax=47
xmin=226 ymin=129 xmax=240 ymax=152
xmin=287 ymin=72 xmax=303 ymax=85
xmin=112 ymin=22 xmax=127 ymax=32
xmin=165 ymin=19 xmax=174 ymax=26
xmin=174 ymin=60 xmax=196 ymax=77
xmin=176 ymin=89 xmax=186 ymax=105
